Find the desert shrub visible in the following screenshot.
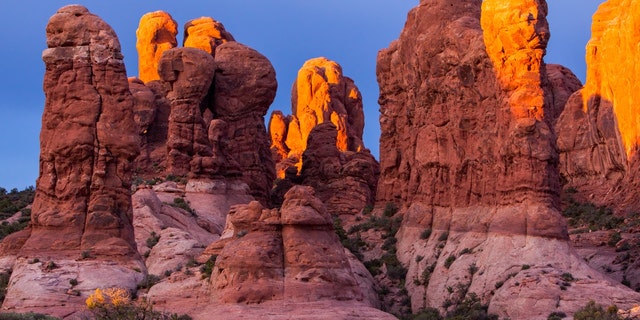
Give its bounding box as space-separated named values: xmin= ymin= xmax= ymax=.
xmin=0 ymin=271 xmax=11 ymax=304
xmin=608 ymin=232 xmax=622 ymax=247
xmin=364 ymin=259 xmax=382 ymax=276
xmin=86 ymin=288 xmax=192 ymax=320
xmin=200 ymin=255 xmax=217 ymax=279
xmin=522 ymin=264 xmax=530 ymax=270
xmin=459 ymin=248 xmax=472 ymax=255
xmin=409 ymin=307 xmax=443 ymax=320
xmin=560 ymin=272 xmax=574 ymax=282
xmin=420 ymin=229 xmax=432 ymax=240
xmin=547 ymin=311 xmax=567 ymax=320
xmin=444 ymin=293 xmax=498 ymax=320
xmin=146 ymin=231 xmax=160 ymax=248
xmin=383 ymin=202 xmax=398 ymax=217
xmin=438 ymin=232 xmax=449 ymax=242
xmin=0 ymin=313 xmax=59 ymax=320
xmin=362 ymin=205 xmax=373 ymax=215
xmin=573 ymin=300 xmax=620 ymax=320
xmin=381 ymin=252 xmax=406 ymax=280
xmin=468 ymin=263 xmax=478 ymax=275
xmin=444 ymin=255 xmax=456 ymax=269
xmin=334 ymin=218 xmax=365 ymax=260
xmin=170 ymin=198 xmax=195 ymax=216
xmin=137 ymin=274 xmax=161 ymax=290
xmin=562 ymin=200 xmax=623 ymax=230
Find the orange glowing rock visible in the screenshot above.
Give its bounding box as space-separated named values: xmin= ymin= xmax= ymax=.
xmin=183 ymin=17 xmax=235 ymax=55
xmin=286 ymin=57 xmax=365 ymax=157
xmin=481 ymin=0 xmax=549 ymax=120
xmin=583 ymin=0 xmax=640 ymax=159
xmin=136 ymin=11 xmax=178 ymax=83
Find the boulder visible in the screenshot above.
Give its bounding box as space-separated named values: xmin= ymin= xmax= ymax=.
xmin=183 ymin=17 xmax=234 ymax=55
xmin=136 ymin=11 xmax=178 ymax=83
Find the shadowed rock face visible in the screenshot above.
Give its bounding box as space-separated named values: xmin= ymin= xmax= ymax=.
xmin=1 ymin=5 xmax=145 ymax=316
xmin=555 ymin=0 xmax=640 ymax=214
xmin=136 ymin=11 xmax=178 ymax=83
xmin=377 ymin=0 xmax=640 ymax=318
xmin=213 ymin=41 xmax=277 ymax=204
xmin=159 ymin=47 xmax=217 ymax=178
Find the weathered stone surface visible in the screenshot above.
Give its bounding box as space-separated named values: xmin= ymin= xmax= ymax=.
xmin=159 ymin=47 xmax=216 ymax=178
xmin=299 ymin=123 xmax=379 ymax=226
xmin=2 ymin=5 xmax=145 ymax=315
xmin=269 ymin=111 xmax=291 ymax=171
xmin=271 ymin=57 xmax=366 ymax=175
xmin=206 ymin=186 xmax=380 ymax=309
xmin=183 ymin=17 xmax=234 ymax=55
xmin=136 ymin=11 xmax=178 ymax=83
xmin=545 ymin=64 xmax=582 ymax=125
xmin=376 ymin=0 xmax=640 ymax=318
xmin=213 ymin=41 xmax=277 ymax=204
xmin=555 ymin=0 xmax=640 ymax=214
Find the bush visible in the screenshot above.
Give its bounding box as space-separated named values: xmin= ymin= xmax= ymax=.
xmin=547 ymin=311 xmax=567 ymax=320
xmin=573 ymin=300 xmax=620 ymax=320
xmin=137 ymin=274 xmax=161 ymax=290
xmin=146 ymin=231 xmax=160 ymax=248
xmin=445 ymin=293 xmax=498 ymax=320
xmin=170 ymin=197 xmax=195 ymax=216
xmin=409 ymin=307 xmax=443 ymax=320
xmin=383 ymin=202 xmax=398 ymax=217
xmin=86 ymin=288 xmax=192 ymax=320
xmin=0 ymin=313 xmax=59 ymax=320
xmin=0 ymin=271 xmax=11 ymax=304
xmin=364 ymin=259 xmax=382 ymax=276
xmin=200 ymin=255 xmax=217 ymax=279
xmin=562 ymin=200 xmax=623 ymax=230
xmin=420 ymin=229 xmax=432 ymax=240
xmin=444 ymin=255 xmax=456 ymax=269
xmin=438 ymin=232 xmax=449 ymax=242
xmin=608 ymin=232 xmax=622 ymax=247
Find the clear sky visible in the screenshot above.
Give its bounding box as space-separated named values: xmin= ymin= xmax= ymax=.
xmin=0 ymin=1 xmax=604 ymax=190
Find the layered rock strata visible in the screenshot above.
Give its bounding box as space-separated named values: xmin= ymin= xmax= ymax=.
xmin=555 ymin=0 xmax=640 ymax=213
xmin=136 ymin=11 xmax=178 ymax=83
xmin=376 ymin=0 xmax=640 ymax=318
xmin=1 ymin=5 xmax=145 ymax=316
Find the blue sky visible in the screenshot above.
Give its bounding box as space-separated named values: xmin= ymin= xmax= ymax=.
xmin=0 ymin=1 xmax=604 ymax=190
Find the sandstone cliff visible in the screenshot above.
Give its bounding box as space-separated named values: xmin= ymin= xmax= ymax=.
xmin=376 ymin=0 xmax=640 ymax=318
xmin=1 ymin=6 xmax=146 ymax=317
xmin=555 ymin=0 xmax=640 ymax=214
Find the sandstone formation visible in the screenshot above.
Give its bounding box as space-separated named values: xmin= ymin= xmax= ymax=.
xmin=136 ymin=11 xmax=178 ymax=83
xmin=299 ymin=123 xmax=379 ymax=225
xmin=555 ymin=0 xmax=640 ymax=214
xmin=376 ymin=0 xmax=640 ymax=318
xmin=159 ymin=47 xmax=217 ymax=178
xmin=1 ymin=5 xmax=145 ymax=316
xmin=213 ymin=41 xmax=277 ymax=204
xmin=183 ymin=17 xmax=235 ymax=55
xmin=270 ymin=57 xmax=366 ymax=176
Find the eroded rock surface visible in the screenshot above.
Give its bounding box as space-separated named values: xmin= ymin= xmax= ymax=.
xmin=136 ymin=11 xmax=178 ymax=83
xmin=555 ymin=0 xmax=640 ymax=214
xmin=183 ymin=17 xmax=234 ymax=55
xmin=213 ymin=41 xmax=277 ymax=204
xmin=376 ymin=0 xmax=640 ymax=318
xmin=1 ymin=5 xmax=145 ymax=316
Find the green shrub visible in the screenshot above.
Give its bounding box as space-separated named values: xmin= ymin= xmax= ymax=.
xmin=420 ymin=229 xmax=432 ymax=240
xmin=560 ymin=272 xmax=574 ymax=282
xmin=468 ymin=263 xmax=478 ymax=275
xmin=137 ymin=274 xmax=161 ymax=290
xmin=438 ymin=232 xmax=449 ymax=242
xmin=444 ymin=255 xmax=456 ymax=269
xmin=200 ymin=255 xmax=217 ymax=279
xmin=409 ymin=307 xmax=443 ymax=320
xmin=459 ymin=248 xmax=472 ymax=255
xmin=608 ymin=232 xmax=622 ymax=247
xmin=573 ymin=300 xmax=620 ymax=320
xmin=364 ymin=259 xmax=382 ymax=276
xmin=0 ymin=312 xmax=59 ymax=320
xmin=383 ymin=202 xmax=398 ymax=217
xmin=562 ymin=200 xmax=623 ymax=230
xmin=547 ymin=311 xmax=567 ymax=320
xmin=0 ymin=271 xmax=11 ymax=304
xmin=170 ymin=197 xmax=195 ymax=216
xmin=522 ymin=264 xmax=530 ymax=270
xmin=444 ymin=292 xmax=498 ymax=320
xmin=146 ymin=231 xmax=160 ymax=248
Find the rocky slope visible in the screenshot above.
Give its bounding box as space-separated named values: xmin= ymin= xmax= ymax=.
xmin=376 ymin=0 xmax=640 ymax=318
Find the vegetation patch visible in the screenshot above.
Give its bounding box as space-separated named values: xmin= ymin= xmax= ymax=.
xmin=562 ymin=197 xmax=623 ymax=230
xmin=200 ymin=255 xmax=218 ymax=279
xmin=573 ymin=300 xmax=620 ymax=320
